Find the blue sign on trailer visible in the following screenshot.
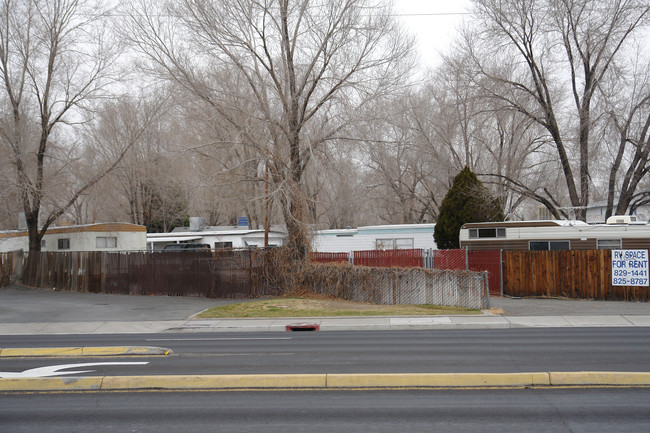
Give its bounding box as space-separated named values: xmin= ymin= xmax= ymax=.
xmin=237 ymin=216 xmax=248 ymax=227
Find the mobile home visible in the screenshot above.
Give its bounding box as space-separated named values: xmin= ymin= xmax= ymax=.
xmin=459 ymin=217 xmax=650 ymax=251
xmin=312 ymin=223 xmax=437 ymax=253
xmin=147 ymin=226 xmax=287 ymax=251
xmin=0 ymin=223 xmax=147 ymax=253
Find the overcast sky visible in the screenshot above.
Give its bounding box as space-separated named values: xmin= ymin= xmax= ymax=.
xmin=393 ymin=0 xmax=471 ymax=68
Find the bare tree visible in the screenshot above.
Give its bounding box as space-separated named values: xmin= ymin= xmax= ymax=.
xmin=81 ymin=93 xmax=181 ymax=231
xmin=601 ymin=47 xmax=650 ymax=219
xmin=0 ymin=0 xmax=128 ymax=251
xmin=359 ymin=93 xmax=435 ymax=224
xmin=463 ymin=0 xmax=650 ymax=220
xmin=123 ymin=0 xmax=415 ymax=257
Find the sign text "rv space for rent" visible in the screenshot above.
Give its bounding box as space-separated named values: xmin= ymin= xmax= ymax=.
xmin=612 ymin=250 xmax=649 ymax=286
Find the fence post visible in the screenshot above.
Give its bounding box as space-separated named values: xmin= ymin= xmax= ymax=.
xmin=465 ymin=247 xmax=469 ymax=271
xmin=101 ymin=252 xmax=107 ymax=293
xmin=500 ymin=249 xmax=504 ymax=297
xmin=483 ymin=270 xmax=490 ymax=309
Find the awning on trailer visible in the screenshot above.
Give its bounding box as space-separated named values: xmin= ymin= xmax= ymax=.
xmin=147 ymin=236 xmax=203 ymax=243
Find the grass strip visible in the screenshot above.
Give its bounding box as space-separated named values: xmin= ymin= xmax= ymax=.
xmin=196 ymin=297 xmax=480 ymax=318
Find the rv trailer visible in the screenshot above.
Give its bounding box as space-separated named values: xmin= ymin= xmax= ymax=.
xmin=459 ymin=217 xmax=650 ymax=251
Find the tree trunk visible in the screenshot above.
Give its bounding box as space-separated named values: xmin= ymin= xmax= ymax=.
xmin=26 ymin=210 xmax=42 ymax=252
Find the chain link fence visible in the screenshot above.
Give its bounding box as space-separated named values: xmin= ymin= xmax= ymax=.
xmin=298 ymin=264 xmax=490 ymax=309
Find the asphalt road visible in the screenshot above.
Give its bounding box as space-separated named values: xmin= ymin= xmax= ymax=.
xmin=0 ymin=285 xmax=237 ymax=323
xmin=2 ymin=328 xmax=650 ymax=376
xmin=2 ymin=388 xmax=650 ymax=433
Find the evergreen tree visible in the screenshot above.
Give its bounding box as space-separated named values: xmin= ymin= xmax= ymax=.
xmin=434 ymin=167 xmax=504 ymax=249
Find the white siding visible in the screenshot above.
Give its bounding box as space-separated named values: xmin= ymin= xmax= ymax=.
xmin=147 ymin=230 xmax=287 ymax=250
xmin=459 ymin=221 xmax=650 ymax=243
xmin=0 ymin=224 xmax=147 ymax=253
xmin=312 ymin=224 xmax=437 ymax=253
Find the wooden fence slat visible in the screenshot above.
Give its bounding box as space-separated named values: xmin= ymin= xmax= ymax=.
xmin=503 ymin=250 xmax=649 ymax=301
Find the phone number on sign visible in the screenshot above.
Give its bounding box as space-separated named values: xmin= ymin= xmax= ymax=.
xmin=612 ymin=270 xmax=647 ymax=277
xmin=613 ymin=277 xmax=648 ymax=286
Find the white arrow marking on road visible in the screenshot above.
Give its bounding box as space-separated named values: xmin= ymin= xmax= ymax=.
xmin=0 ymin=362 xmax=149 ymax=378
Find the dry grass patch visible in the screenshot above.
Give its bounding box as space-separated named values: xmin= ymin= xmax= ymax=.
xmin=196 ymin=296 xmax=481 ymax=318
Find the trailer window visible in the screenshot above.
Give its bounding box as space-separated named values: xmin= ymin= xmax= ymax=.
xmin=597 ymin=239 xmax=621 ymax=250
xmin=375 ymin=239 xmax=394 ymax=250
xmin=395 ymin=238 xmax=414 ymax=249
xmin=529 ymin=241 xmax=570 ymax=251
xmin=96 ymin=237 xmax=117 ymax=248
xmin=549 ymin=241 xmax=570 ymax=250
xmin=529 ymin=241 xmax=548 ymax=251
xmin=469 ymin=228 xmax=506 ymax=238
xmin=375 ymin=238 xmax=414 ymax=250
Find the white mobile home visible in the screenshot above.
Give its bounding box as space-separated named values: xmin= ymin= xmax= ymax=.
xmin=147 ymin=226 xmax=287 ymax=251
xmin=459 ymin=217 xmax=650 ymax=251
xmin=0 ymin=223 xmax=147 ymax=253
xmin=312 ymin=223 xmax=437 ymax=253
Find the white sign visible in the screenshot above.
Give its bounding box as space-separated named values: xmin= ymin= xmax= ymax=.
xmin=612 ymin=250 xmax=649 ymax=286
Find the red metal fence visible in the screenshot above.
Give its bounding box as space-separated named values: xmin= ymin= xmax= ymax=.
xmin=468 ymin=250 xmax=501 ymax=297
xmin=310 ymin=248 xmax=502 ymax=297
xmin=353 ymin=249 xmax=424 ymax=268
xmin=310 ymin=252 xmax=349 ymax=264
xmin=432 ymin=249 xmax=467 ymax=270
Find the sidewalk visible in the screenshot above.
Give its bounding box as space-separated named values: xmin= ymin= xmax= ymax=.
xmin=2 ymin=311 xmax=650 ymax=335
xmin=1 ymin=285 xmax=649 ymax=335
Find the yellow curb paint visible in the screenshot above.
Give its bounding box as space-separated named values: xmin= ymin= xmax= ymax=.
xmin=0 ymin=347 xmax=83 ymax=357
xmin=81 ymin=347 xmax=171 ymax=356
xmin=0 ymin=377 xmax=102 ymax=392
xmin=0 ymin=346 xmax=171 ymax=358
xmin=2 ymin=372 xmax=650 ymax=392
xmin=550 ymin=371 xmax=650 ymax=386
xmin=101 ymin=374 xmax=328 ymax=390
xmin=326 ymin=372 xmax=550 ymax=388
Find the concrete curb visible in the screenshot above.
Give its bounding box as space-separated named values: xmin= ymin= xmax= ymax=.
xmin=0 ymin=346 xmax=172 ymax=357
xmin=2 ymin=371 xmax=650 ymax=392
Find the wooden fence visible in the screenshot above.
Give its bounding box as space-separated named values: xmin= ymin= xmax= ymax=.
xmin=18 ymin=250 xmax=279 ymax=298
xmin=503 ymin=250 xmax=648 ymax=301
xmin=0 ymin=251 xmax=23 ymax=287
xmin=2 ymin=249 xmax=489 ymax=308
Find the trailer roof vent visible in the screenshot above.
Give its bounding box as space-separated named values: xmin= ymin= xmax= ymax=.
xmin=606 ymin=215 xmax=637 ymax=225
